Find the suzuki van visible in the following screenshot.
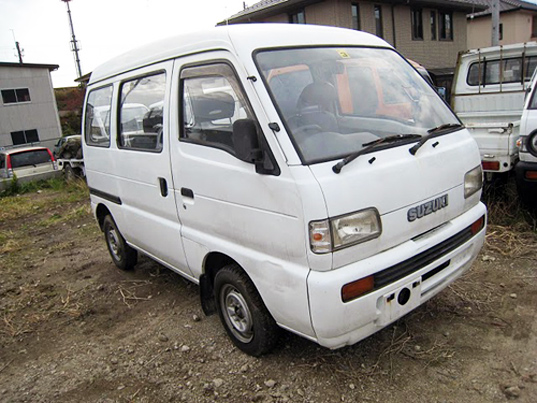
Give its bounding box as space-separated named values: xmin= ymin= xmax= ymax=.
xmin=83 ymin=24 xmax=486 ymax=356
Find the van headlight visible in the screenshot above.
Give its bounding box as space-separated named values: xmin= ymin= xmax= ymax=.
xmin=464 ymin=165 xmax=483 ymax=199
xmin=309 ymin=208 xmax=382 ymax=254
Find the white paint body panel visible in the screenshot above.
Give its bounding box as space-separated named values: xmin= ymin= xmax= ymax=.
xmin=84 ymin=24 xmax=486 ymax=348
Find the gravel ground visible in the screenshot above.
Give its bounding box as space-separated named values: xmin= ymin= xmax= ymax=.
xmin=0 ymin=184 xmax=536 ymax=402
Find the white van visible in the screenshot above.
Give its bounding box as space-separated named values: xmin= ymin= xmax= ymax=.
xmin=516 ymin=69 xmax=537 ymax=204
xmin=451 ymin=42 xmax=537 ymax=178
xmin=83 ymin=24 xmax=486 ymax=356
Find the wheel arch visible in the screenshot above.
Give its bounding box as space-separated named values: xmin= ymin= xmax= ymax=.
xmin=95 ymin=203 xmax=112 ymax=230
xmin=199 ymin=252 xmax=242 ymax=316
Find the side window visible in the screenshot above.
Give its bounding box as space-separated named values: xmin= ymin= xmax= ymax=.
xmin=0 ymin=154 xmax=5 ymax=170
xmin=119 ymin=72 xmax=166 ymax=152
xmin=180 ymin=63 xmax=254 ymax=156
xmin=85 ymin=86 xmax=113 ymax=147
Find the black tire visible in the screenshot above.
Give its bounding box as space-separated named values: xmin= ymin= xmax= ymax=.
xmin=214 ymin=264 xmax=279 ymax=356
xmin=103 ymin=215 xmax=137 ymax=270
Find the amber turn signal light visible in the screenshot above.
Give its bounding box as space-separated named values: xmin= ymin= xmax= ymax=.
xmin=341 ymin=275 xmax=374 ymax=303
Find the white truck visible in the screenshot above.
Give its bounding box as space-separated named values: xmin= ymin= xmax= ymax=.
xmin=451 ymin=42 xmax=537 ymax=179
xmin=516 ymin=68 xmax=537 ymax=204
xmin=54 ymin=134 xmax=85 ymax=180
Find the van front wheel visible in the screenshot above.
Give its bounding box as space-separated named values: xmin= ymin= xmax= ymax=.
xmin=214 ymin=264 xmax=279 ymax=356
xmin=103 ymin=215 xmax=137 ymax=270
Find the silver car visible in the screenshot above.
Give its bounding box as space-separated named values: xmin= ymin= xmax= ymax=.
xmin=0 ymin=146 xmax=59 ymax=186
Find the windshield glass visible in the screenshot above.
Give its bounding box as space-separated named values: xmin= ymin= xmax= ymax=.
xmin=256 ymin=47 xmax=459 ymax=164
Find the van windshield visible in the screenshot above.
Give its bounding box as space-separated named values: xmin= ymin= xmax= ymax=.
xmin=256 ymin=47 xmax=459 ymax=164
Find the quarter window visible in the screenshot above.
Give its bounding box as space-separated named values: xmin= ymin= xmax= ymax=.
xmin=2 ymin=88 xmax=30 ymax=104
xmin=180 ymin=63 xmax=255 ymax=157
xmin=11 ymin=129 xmax=39 ymax=145
xmin=119 ymin=72 xmax=166 ymax=152
xmin=85 ymin=86 xmax=113 ymax=147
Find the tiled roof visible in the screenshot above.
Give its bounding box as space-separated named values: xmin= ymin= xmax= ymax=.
xmin=468 ymin=0 xmax=537 ymax=18
xmin=222 ymin=0 xmax=488 ymax=23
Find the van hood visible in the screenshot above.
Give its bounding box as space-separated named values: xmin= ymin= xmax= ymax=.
xmin=308 ymin=130 xmax=482 ymax=269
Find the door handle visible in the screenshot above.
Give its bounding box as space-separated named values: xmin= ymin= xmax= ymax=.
xmin=181 ymin=187 xmax=194 ymax=199
xmin=158 ymin=177 xmax=168 ymax=197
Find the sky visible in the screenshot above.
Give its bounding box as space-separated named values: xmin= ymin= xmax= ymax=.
xmin=0 ymin=0 xmax=247 ymax=88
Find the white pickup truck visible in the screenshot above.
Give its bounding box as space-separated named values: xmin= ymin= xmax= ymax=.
xmin=54 ymin=134 xmax=85 ymax=180
xmin=452 ymin=42 xmax=537 ymax=179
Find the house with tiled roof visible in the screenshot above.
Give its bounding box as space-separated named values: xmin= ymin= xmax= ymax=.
xmin=467 ymin=0 xmax=537 ymax=48
xmin=220 ymin=0 xmax=486 ymax=95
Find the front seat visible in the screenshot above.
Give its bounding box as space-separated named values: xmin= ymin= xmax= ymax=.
xmin=293 ymin=82 xmax=338 ymax=133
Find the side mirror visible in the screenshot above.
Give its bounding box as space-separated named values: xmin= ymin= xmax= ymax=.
xmin=436 ymin=86 xmax=447 ymax=99
xmin=232 ymin=119 xmax=262 ymax=163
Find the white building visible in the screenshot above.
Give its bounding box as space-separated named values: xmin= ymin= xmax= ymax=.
xmin=0 ymin=62 xmax=62 ymax=149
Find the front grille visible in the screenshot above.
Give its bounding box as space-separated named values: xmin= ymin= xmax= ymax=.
xmin=373 ymin=222 xmax=477 ymax=289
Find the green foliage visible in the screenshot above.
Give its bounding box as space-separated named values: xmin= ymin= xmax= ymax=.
xmin=0 ymin=176 xmax=87 ymax=199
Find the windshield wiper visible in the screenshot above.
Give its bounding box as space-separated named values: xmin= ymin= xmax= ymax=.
xmin=332 ymin=134 xmax=421 ymax=174
xmin=409 ymin=123 xmax=463 ymax=156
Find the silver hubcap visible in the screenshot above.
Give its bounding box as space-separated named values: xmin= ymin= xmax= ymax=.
xmin=107 ymin=228 xmax=121 ymax=261
xmin=220 ymin=285 xmax=253 ymax=343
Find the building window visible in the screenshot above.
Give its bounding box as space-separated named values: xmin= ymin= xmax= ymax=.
xmin=374 ymin=5 xmax=383 ymax=38
xmin=11 ymin=129 xmax=39 ymax=145
xmin=431 ymin=11 xmax=437 ymax=40
xmin=352 ymin=3 xmax=361 ymax=30
xmin=499 ymin=23 xmax=503 ymax=40
xmin=533 ymin=16 xmax=537 ymax=37
xmin=439 ymin=11 xmax=453 ymax=40
xmin=289 ymin=10 xmax=305 ymax=24
xmin=411 ymin=9 xmax=423 ymax=40
xmin=1 ymin=88 xmax=31 ymax=104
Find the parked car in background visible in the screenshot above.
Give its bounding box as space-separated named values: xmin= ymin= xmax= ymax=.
xmin=53 ymin=134 xmax=82 ymax=157
xmin=54 ymin=135 xmax=85 ymax=180
xmin=451 ymin=42 xmax=537 ymax=182
xmin=0 ymin=146 xmax=59 ymax=189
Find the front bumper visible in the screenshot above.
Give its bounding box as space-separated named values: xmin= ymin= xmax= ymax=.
xmin=307 ymin=202 xmax=486 ymax=349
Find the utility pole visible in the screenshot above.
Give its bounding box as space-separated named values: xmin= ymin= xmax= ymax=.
xmin=15 ymin=41 xmax=23 ymax=63
xmin=10 ymin=30 xmax=23 ymax=63
xmin=61 ymin=0 xmax=83 ymax=78
xmin=491 ymin=0 xmax=500 ymax=46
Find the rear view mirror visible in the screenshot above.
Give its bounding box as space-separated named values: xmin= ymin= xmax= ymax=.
xmin=232 ymin=119 xmax=261 ymax=163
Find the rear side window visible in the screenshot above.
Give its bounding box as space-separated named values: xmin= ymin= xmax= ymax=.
xmin=119 ymin=72 xmax=166 ymax=152
xmin=180 ymin=63 xmax=255 ymax=156
xmin=10 ymin=149 xmax=51 ymax=168
xmin=0 ymin=154 xmax=5 ymax=169
xmin=85 ymin=86 xmax=113 ymax=147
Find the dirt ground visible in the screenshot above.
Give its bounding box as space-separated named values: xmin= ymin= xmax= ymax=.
xmin=0 ymin=181 xmax=536 ymax=403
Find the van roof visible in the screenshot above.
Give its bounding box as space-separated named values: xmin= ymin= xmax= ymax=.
xmin=89 ymin=24 xmax=390 ymax=85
